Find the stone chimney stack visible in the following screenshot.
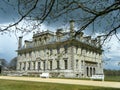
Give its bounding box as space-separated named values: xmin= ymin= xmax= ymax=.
xmin=18 ymin=36 xmax=23 ymax=49
xmin=70 ymin=20 xmax=75 ymax=32
xmin=70 ymin=20 xmax=75 ymax=38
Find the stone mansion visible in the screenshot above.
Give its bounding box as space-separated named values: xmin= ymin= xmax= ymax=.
xmin=16 ymin=20 xmax=104 ymax=78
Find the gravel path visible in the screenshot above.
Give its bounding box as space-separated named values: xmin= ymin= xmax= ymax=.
xmin=0 ymin=76 xmax=120 ymax=88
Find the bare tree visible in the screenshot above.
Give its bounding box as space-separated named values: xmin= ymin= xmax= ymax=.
xmin=0 ymin=0 xmax=120 ymax=42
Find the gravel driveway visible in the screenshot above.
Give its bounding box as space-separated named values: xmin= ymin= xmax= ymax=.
xmin=0 ymin=76 xmax=120 ymax=88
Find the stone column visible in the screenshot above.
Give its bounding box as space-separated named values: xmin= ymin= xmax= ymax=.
xmin=83 ymin=61 xmax=85 ymax=76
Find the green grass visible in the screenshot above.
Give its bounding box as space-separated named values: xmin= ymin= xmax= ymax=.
xmin=0 ymin=79 xmax=119 ymax=90
xmin=105 ymin=76 xmax=120 ymax=82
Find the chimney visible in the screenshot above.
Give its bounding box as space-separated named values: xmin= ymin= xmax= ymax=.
xmin=70 ymin=20 xmax=75 ymax=32
xmin=18 ymin=36 xmax=23 ymax=49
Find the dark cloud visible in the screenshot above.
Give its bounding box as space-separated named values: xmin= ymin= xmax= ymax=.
xmin=0 ymin=0 xmax=19 ymax=24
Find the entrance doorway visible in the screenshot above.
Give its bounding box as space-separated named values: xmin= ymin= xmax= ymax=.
xmin=86 ymin=67 xmax=89 ymax=77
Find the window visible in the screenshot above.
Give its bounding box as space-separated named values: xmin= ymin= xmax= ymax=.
xmin=23 ymin=62 xmax=26 ymax=70
xmin=81 ymin=61 xmax=83 ymax=69
xmin=93 ymin=68 xmax=95 ymax=75
xmin=50 ymin=49 xmax=52 ymax=55
xmin=64 ymin=60 xmax=68 ymax=69
xmin=43 ymin=61 xmax=45 ymax=71
xmin=50 ymin=61 xmax=52 ymax=70
xmin=81 ymin=61 xmax=83 ymax=66
xmin=33 ymin=62 xmax=35 ymax=70
xmin=86 ymin=67 xmax=89 ymax=76
xmin=57 ymin=60 xmax=60 ymax=69
xmin=76 ymin=59 xmax=79 ymax=69
xmin=38 ymin=62 xmax=41 ymax=70
xmin=28 ymin=62 xmax=30 ymax=70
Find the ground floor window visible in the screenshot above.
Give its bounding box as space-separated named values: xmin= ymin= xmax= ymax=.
xmin=23 ymin=62 xmax=26 ymax=70
xmin=64 ymin=60 xmax=68 ymax=69
xmin=86 ymin=67 xmax=96 ymax=77
xmin=33 ymin=62 xmax=35 ymax=70
xmin=43 ymin=61 xmax=45 ymax=71
xmin=28 ymin=62 xmax=30 ymax=70
xmin=50 ymin=61 xmax=52 ymax=70
xmin=90 ymin=67 xmax=92 ymax=76
xmin=57 ymin=60 xmax=60 ymax=69
xmin=38 ymin=62 xmax=41 ymax=70
xmin=86 ymin=67 xmax=89 ymax=76
xmin=76 ymin=59 xmax=79 ymax=69
xmin=93 ymin=68 xmax=95 ymax=75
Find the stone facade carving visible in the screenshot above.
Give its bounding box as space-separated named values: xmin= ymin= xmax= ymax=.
xmin=16 ymin=20 xmax=103 ymax=78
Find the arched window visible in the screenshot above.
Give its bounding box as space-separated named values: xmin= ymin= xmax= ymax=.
xmin=90 ymin=67 xmax=92 ymax=76
xmin=86 ymin=67 xmax=89 ymax=76
xmin=93 ymin=68 xmax=95 ymax=75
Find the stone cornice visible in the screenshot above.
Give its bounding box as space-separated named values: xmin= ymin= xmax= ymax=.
xmin=17 ymin=39 xmax=102 ymax=54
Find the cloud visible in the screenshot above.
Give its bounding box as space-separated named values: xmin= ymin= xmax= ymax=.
xmin=0 ymin=33 xmax=17 ymax=61
xmin=103 ymin=34 xmax=120 ymax=69
xmin=0 ymin=20 xmax=49 ymax=61
xmin=104 ymin=34 xmax=120 ymax=58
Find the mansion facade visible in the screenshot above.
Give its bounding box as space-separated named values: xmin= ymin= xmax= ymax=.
xmin=16 ymin=20 xmax=103 ymax=78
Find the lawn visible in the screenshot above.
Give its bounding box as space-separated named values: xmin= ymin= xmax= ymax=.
xmin=105 ymin=76 xmax=120 ymax=82
xmin=0 ymin=79 xmax=119 ymax=90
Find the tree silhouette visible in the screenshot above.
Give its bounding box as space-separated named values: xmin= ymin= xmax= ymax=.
xmin=0 ymin=0 xmax=120 ymax=43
